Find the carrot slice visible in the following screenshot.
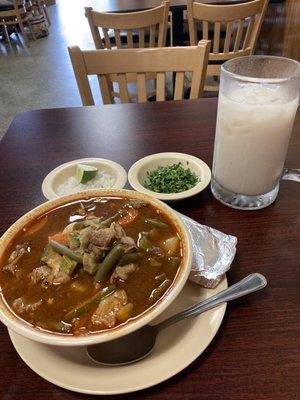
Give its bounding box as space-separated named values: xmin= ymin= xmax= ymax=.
xmin=48 ymin=232 xmax=69 ymax=246
xmin=118 ymin=209 xmax=139 ymax=226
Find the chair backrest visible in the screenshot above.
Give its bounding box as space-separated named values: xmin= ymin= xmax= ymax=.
xmin=68 ymin=41 xmax=210 ymax=105
xmin=187 ymin=0 xmax=269 ymax=61
xmin=85 ymin=1 xmax=170 ymax=50
xmin=0 ymin=0 xmax=26 ymax=16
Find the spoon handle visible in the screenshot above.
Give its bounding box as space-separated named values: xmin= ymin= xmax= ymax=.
xmin=155 ymin=273 xmax=267 ymax=332
xmin=281 ymin=168 xmax=300 ymax=182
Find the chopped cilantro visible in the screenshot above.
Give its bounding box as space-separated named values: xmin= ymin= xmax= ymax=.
xmin=143 ymin=163 xmax=199 ymax=194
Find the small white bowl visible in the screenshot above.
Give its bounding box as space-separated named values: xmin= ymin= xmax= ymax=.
xmin=42 ymin=158 xmax=127 ymax=200
xmin=128 ymin=152 xmax=211 ymax=201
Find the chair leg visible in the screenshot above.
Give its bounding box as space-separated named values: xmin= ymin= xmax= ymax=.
xmin=36 ymin=0 xmax=51 ymax=26
xmin=43 ymin=5 xmax=51 ymax=26
xmin=2 ymin=22 xmax=11 ymax=44
xmin=27 ymin=18 xmax=36 ymax=40
xmin=16 ymin=15 xmax=29 ymax=46
xmin=169 ymin=12 xmax=173 ymax=47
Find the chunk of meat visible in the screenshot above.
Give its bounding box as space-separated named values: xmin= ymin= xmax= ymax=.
xmin=79 ymin=227 xmax=91 ymax=250
xmin=147 ymin=246 xmax=165 ymax=258
xmin=48 ymin=267 xmax=71 ymax=285
xmin=87 ymin=243 xmax=103 ymax=259
xmin=88 ymin=227 xmax=115 ymax=249
xmin=8 ymin=244 xmax=29 ymax=264
xmin=110 ymin=222 xmax=126 ymax=238
xmin=87 ymin=222 xmax=129 ymax=251
xmin=29 ymin=265 xmax=51 ymax=284
xmin=3 ymin=244 xmax=30 ymax=274
xmin=91 ymin=290 xmax=130 ymax=328
xmin=12 ymin=298 xmax=42 ymax=314
xmin=109 ymin=222 xmax=136 ymax=252
xmin=3 ymin=263 xmax=18 ymax=275
xmin=120 ymin=236 xmax=137 ymax=253
xmin=45 ymin=252 xmax=62 ymax=276
xmin=29 ymin=265 xmax=70 ymax=286
xmin=110 ymin=263 xmax=137 ymax=283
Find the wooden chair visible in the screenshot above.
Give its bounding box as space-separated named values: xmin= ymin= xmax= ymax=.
xmin=85 ymin=1 xmax=169 ymax=50
xmin=28 ymin=0 xmax=51 ymax=26
xmin=85 ymin=2 xmax=170 ymax=101
xmin=0 ymin=0 xmax=35 ymax=45
xmin=187 ymin=0 xmax=269 ymax=91
xmin=68 ymin=41 xmax=210 ymax=105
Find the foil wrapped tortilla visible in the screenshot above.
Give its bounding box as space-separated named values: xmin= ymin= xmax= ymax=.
xmin=180 ymin=214 xmax=237 ymax=288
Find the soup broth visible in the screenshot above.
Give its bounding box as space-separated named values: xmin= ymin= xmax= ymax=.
xmin=0 ymin=197 xmax=182 ymax=336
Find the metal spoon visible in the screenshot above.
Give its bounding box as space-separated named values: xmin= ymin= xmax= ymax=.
xmin=87 ymin=273 xmax=267 ymax=366
xmin=281 ymin=167 xmax=300 ymax=183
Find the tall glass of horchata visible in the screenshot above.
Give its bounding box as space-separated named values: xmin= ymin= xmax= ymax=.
xmin=211 ymin=56 xmax=299 ymax=210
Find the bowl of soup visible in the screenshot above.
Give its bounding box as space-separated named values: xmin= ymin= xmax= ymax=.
xmin=0 ymin=189 xmax=192 ymax=346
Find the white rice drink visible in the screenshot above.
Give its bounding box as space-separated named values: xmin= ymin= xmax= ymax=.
xmin=211 ymin=56 xmax=300 ymax=210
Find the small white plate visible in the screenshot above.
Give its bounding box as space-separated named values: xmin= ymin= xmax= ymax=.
xmin=42 ymin=158 xmax=127 ymax=200
xmin=8 ymin=278 xmax=227 ymax=395
xmin=128 ymin=153 xmax=211 ymax=202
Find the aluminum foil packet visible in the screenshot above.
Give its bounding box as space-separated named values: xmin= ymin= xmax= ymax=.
xmin=180 ymin=214 xmax=237 ymax=288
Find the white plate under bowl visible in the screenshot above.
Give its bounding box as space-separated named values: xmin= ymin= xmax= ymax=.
xmin=42 ymin=158 xmax=127 ymax=200
xmin=128 ymin=153 xmax=211 ymax=202
xmin=8 ymin=278 xmax=227 ymax=395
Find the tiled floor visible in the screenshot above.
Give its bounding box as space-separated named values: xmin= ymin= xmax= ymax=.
xmin=0 ymin=0 xmax=102 ymax=140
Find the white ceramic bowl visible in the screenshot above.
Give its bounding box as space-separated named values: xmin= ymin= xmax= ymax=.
xmin=42 ymin=158 xmax=127 ymax=200
xmin=0 ymin=189 xmax=192 ymax=347
xmin=128 ymin=152 xmax=211 ymax=201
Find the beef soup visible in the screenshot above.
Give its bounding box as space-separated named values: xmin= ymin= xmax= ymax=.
xmin=0 ymin=196 xmax=184 ymax=337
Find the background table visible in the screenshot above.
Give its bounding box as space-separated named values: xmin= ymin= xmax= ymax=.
xmin=92 ymin=0 xmax=250 ymax=46
xmin=0 ymin=98 xmax=299 ymax=400
xmin=96 ymin=0 xmax=250 ymax=13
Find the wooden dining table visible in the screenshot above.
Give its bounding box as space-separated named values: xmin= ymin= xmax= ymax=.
xmin=0 ymin=98 xmax=299 ymax=400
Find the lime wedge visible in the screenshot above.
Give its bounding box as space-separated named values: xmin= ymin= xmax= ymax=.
xmin=76 ymin=164 xmax=98 ymax=184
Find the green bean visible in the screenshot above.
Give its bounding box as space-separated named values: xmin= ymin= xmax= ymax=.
xmin=167 ymin=256 xmax=181 ymax=268
xmin=155 ymin=273 xmax=167 ymax=283
xmin=64 ymin=285 xmax=116 ymax=322
xmin=118 ymin=252 xmax=142 ymax=266
xmin=83 ymin=218 xmax=103 ymax=228
xmin=37 ymin=319 xmax=72 ymax=333
xmin=99 ymin=212 xmax=122 ymax=228
xmin=145 ymin=218 xmax=169 ymax=230
xmin=149 ymin=279 xmax=171 ymax=302
xmin=94 ymin=244 xmax=125 ymax=282
xmin=138 ymin=235 xmax=152 ymax=251
xmin=49 ymin=240 xmax=83 ymax=264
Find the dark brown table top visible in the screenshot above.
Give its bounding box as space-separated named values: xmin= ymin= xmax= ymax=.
xmin=0 ymin=98 xmax=299 ymax=400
